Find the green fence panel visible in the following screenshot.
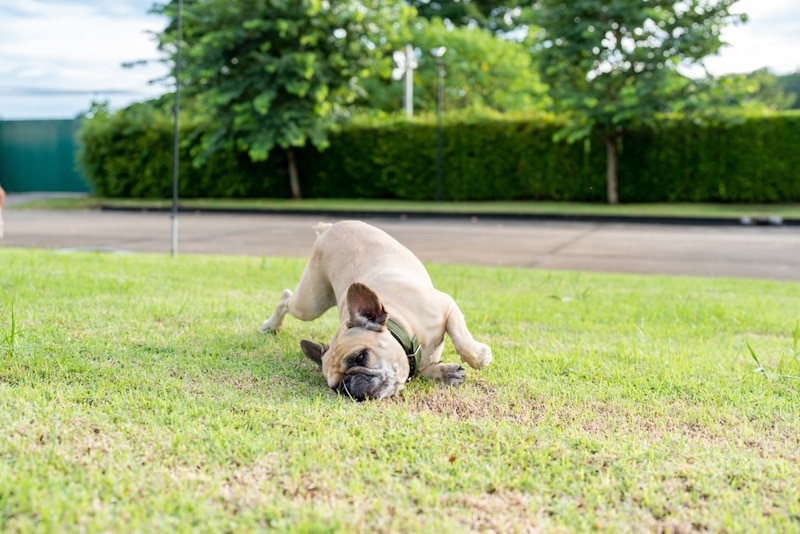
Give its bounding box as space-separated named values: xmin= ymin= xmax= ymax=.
xmin=0 ymin=119 xmax=90 ymax=193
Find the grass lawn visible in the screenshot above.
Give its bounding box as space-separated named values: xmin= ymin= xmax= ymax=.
xmin=11 ymin=195 xmax=800 ymax=220
xmin=1 ymin=248 xmax=799 ymax=532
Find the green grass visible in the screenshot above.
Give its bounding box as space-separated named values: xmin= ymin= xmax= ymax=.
xmin=1 ymin=247 xmax=799 ymax=532
xmin=11 ymin=195 xmax=800 ymax=219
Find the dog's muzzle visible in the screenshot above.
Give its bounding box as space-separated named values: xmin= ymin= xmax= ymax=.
xmin=335 ymin=375 xmax=370 ymax=402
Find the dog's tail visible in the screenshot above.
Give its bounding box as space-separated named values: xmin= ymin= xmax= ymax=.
xmin=313 ymin=222 xmax=333 ymax=236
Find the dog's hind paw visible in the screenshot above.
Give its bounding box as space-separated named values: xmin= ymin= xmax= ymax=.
xmin=259 ymin=289 xmax=293 ymax=334
xmin=259 ymin=320 xmax=279 ymax=334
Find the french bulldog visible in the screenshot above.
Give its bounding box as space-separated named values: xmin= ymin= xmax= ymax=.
xmin=260 ymin=220 xmax=492 ymax=400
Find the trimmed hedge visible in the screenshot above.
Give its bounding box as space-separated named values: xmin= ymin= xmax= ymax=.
xmin=77 ymin=105 xmax=800 ymax=203
xmin=619 ymin=113 xmax=800 ymax=202
xmin=298 ymin=115 xmax=607 ymax=201
xmin=77 ymin=103 xmax=291 ymax=199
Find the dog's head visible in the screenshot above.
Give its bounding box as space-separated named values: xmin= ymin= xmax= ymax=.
xmin=300 ymin=283 xmax=410 ymax=401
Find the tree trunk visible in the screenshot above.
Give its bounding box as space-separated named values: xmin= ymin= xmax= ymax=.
xmin=287 ymin=147 xmax=302 ymax=200
xmin=604 ymin=133 xmax=619 ymax=205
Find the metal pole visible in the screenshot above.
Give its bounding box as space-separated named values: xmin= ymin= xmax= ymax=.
xmin=171 ymin=0 xmax=182 ymax=257
xmin=429 ymin=46 xmax=446 ymax=203
xmin=404 ymin=44 xmax=414 ymax=118
xmin=435 ymin=56 xmax=444 ymax=202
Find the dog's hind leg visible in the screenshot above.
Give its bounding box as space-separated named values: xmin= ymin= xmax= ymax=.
xmin=260 ymin=289 xmax=294 ymax=333
xmin=444 ymin=300 xmax=493 ymax=370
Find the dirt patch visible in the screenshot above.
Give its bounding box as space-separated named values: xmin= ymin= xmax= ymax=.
xmin=392 ymin=380 xmax=546 ymax=427
xmin=448 ymin=489 xmax=547 ymax=533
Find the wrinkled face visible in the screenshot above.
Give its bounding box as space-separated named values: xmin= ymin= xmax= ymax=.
xmin=324 ymin=327 xmax=409 ymax=401
xmin=300 ymin=282 xmax=412 ymax=401
xmin=302 ymin=326 xmax=410 ymax=401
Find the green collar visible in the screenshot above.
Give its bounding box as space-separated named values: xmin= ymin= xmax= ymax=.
xmin=386 ymin=317 xmax=421 ymax=381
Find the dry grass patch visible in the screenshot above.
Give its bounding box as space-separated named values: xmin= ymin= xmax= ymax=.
xmin=391 ymin=380 xmax=547 ymax=427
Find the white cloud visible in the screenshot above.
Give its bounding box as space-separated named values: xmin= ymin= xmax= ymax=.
xmin=0 ymin=0 xmax=168 ymax=119
xmin=704 ymin=0 xmax=800 ymax=75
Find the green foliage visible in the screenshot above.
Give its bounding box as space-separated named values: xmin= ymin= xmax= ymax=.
xmin=714 ymin=69 xmax=798 ymax=111
xmin=534 ymin=0 xmax=746 ymax=131
xmin=744 ymin=69 xmax=797 ymax=110
xmin=618 ymin=111 xmax=800 ymax=202
xmin=76 ymin=102 xmax=177 ymax=198
xmin=77 ymin=103 xmax=800 ymax=203
xmin=154 ymin=0 xmax=414 ymax=164
xmin=76 ymin=101 xmax=291 ymax=199
xmin=302 ymin=111 xmax=800 ymax=203
xmin=776 ymin=70 xmax=800 ymax=110
xmin=361 ymin=19 xmax=551 ymax=114
xmin=532 ymin=0 xmax=747 ymax=202
xmin=298 ymin=112 xmax=604 ymax=201
xmin=406 ymin=0 xmax=527 ymax=32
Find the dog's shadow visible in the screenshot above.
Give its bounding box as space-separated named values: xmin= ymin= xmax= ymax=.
xmin=227 ymin=328 xmax=334 ymax=399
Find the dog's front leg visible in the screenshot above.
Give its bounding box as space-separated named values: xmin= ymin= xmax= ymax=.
xmin=260 ymin=289 xmax=293 ymax=333
xmin=445 ymin=302 xmax=492 ymax=370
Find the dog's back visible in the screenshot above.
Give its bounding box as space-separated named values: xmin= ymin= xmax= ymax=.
xmin=309 ymin=220 xmax=433 ymax=302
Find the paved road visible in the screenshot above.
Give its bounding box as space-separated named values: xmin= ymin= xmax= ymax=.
xmin=2 ymin=207 xmax=799 ymax=281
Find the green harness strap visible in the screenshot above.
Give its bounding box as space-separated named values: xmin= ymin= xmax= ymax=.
xmin=386 ymin=318 xmax=422 ymax=381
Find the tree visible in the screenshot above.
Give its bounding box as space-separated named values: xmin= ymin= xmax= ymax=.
xmin=405 ymin=0 xmax=526 ymax=32
xmin=360 ymin=18 xmax=551 ymax=114
xmin=154 ymin=0 xmax=413 ymax=199
xmin=715 ymin=69 xmax=797 ymax=111
xmin=776 ymin=70 xmax=800 ymax=110
xmin=533 ymin=0 xmax=746 ymax=204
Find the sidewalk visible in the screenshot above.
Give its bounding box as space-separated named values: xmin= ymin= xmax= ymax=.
xmin=2 ymin=204 xmax=799 ymax=281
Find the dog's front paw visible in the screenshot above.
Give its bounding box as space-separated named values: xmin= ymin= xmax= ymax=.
xmin=420 ymin=363 xmax=465 ymax=386
xmin=441 ymin=364 xmax=466 ymax=386
xmin=463 ymin=343 xmax=492 ymax=370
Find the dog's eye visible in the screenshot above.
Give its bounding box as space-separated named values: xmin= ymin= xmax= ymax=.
xmin=351 ymin=350 xmax=368 ymax=367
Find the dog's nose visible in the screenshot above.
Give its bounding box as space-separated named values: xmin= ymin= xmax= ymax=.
xmin=335 ymin=378 xmax=367 ymax=402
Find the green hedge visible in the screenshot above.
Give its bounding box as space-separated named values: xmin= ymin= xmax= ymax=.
xmin=77 ymin=105 xmax=800 ymax=203
xmin=619 ymin=113 xmax=800 ymax=202
xmin=311 ymin=112 xmax=800 ymax=202
xmin=77 ymin=103 xmax=291 ymax=199
xmin=298 ymin=115 xmax=606 ymax=201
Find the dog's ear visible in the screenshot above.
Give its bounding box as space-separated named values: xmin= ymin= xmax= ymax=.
xmin=300 ymin=339 xmax=328 ymax=368
xmin=347 ymin=283 xmax=388 ymax=332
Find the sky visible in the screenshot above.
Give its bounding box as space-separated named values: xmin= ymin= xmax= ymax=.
xmin=1 ymin=0 xmax=799 ymax=120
